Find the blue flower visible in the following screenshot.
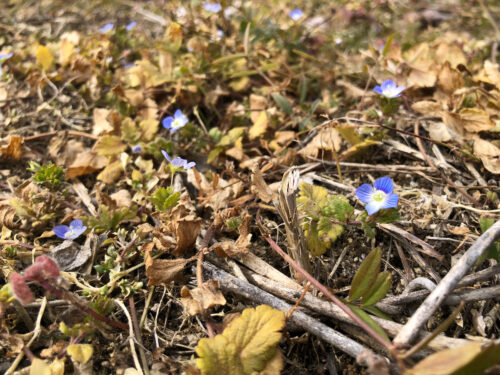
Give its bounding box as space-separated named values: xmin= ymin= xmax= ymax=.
xmin=131 ymin=145 xmax=142 ymax=153
xmin=356 ymin=177 xmax=399 ymax=215
xmin=53 ymin=219 xmax=87 ymax=240
xmin=161 ymin=150 xmax=196 ymax=170
xmin=162 ymin=109 xmax=188 ymax=132
xmin=289 ymin=9 xmax=304 ymax=21
xmin=203 ymin=2 xmax=222 ymax=12
xmin=373 ymin=79 xmax=406 ymax=98
xmin=126 ymin=21 xmax=137 ymax=31
xmin=99 ymin=23 xmax=114 ymax=33
xmin=0 ymin=53 xmax=13 ymax=76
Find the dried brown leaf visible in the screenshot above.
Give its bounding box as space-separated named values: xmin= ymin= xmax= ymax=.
xmin=0 ymin=136 xmax=24 ymax=161
xmin=180 ymin=279 xmax=226 ymax=315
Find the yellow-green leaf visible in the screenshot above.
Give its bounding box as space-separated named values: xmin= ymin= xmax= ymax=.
xmin=67 ymin=343 xmax=93 ymax=364
xmin=297 ymin=182 xmax=329 ymax=217
xmin=36 ymin=45 xmax=54 ymax=71
xmin=138 ymin=119 xmax=159 ymax=142
xmin=349 ymin=305 xmax=389 ymax=342
xmin=249 ymin=111 xmax=268 ymax=140
xmin=196 ymin=305 xmax=285 ymax=375
xmin=406 ymin=340 xmax=500 ymax=375
xmin=362 ymin=271 xmax=392 ymax=307
xmin=349 ymin=248 xmax=381 ymax=302
xmin=94 ymin=135 xmax=127 ymax=156
xmin=97 ymin=160 xmax=123 ymax=184
xmin=29 ymin=358 xmax=51 ymax=375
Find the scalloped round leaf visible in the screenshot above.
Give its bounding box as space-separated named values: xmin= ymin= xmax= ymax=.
xmin=196 ymin=305 xmax=285 ymax=375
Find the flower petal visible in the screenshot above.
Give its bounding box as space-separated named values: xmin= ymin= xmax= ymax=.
xmin=53 ymin=225 xmax=69 ymax=239
xmin=162 ymin=117 xmax=173 ymax=129
xmin=365 ymin=200 xmax=384 ymax=215
xmin=373 ymin=85 xmax=383 ymax=94
xmin=184 ymin=161 xmax=196 ymax=169
xmin=356 ymin=184 xmax=374 ymax=203
xmin=381 ymin=79 xmax=395 ymax=91
xmin=69 ymin=219 xmax=83 ymax=230
xmin=373 ymin=177 xmax=393 ymax=194
xmin=380 ymin=193 xmax=399 ymax=209
xmin=161 ymin=150 xmax=172 ymax=162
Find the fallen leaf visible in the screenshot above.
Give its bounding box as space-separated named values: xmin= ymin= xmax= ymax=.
xmin=251 ymin=165 xmax=274 ymax=203
xmin=180 ymin=279 xmax=226 ymax=315
xmin=474 ymin=138 xmax=500 ymax=174
xmin=66 ymin=150 xmax=107 ymax=179
xmin=92 ymin=108 xmax=114 ymax=136
xmin=438 ymin=61 xmax=464 ymax=94
xmin=93 ymin=135 xmax=127 ymax=156
xmin=0 ymin=136 xmax=24 ymax=160
xmin=458 ymin=108 xmax=495 ymax=133
xmin=210 ymin=214 xmax=252 ymax=257
xmin=97 ymin=159 xmax=123 ymax=184
xmin=412 ymin=101 xmax=444 ymax=117
xmin=67 ymin=344 xmax=93 ymax=364
xmin=249 ymin=110 xmax=269 ymax=140
xmin=299 ymin=127 xmax=342 ymax=159
xmin=144 ymin=243 xmax=188 ymax=285
xmin=51 ymin=236 xmax=92 ymax=271
xmin=36 ymin=45 xmax=54 ymax=71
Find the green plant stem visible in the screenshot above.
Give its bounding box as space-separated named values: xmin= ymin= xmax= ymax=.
xmin=264 ymin=236 xmax=395 ymax=355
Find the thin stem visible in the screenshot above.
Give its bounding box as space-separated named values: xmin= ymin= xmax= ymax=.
xmin=37 ymin=279 xmax=128 ymax=331
xmin=264 ymin=236 xmax=395 ymax=354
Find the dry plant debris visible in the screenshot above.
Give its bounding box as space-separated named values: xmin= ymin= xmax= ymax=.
xmin=0 ymin=0 xmax=499 ymax=374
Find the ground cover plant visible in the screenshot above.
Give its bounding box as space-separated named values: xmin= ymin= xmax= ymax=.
xmin=0 ymin=0 xmax=499 ymax=374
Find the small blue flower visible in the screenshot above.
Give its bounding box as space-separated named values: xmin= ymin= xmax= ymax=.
xmin=131 ymin=145 xmax=142 ymax=153
xmin=0 ymin=53 xmax=13 ymax=76
xmin=162 ymin=109 xmax=188 ymax=132
xmin=356 ymin=177 xmax=399 ymax=215
xmin=126 ymin=21 xmax=137 ymax=31
xmin=289 ymin=9 xmax=304 ymax=21
xmin=53 ymin=219 xmax=87 ymax=240
xmin=99 ymin=23 xmax=114 ymax=33
xmin=203 ymin=2 xmax=222 ymax=12
xmin=373 ymin=79 xmax=406 ymax=98
xmin=161 ymin=150 xmax=196 ymax=170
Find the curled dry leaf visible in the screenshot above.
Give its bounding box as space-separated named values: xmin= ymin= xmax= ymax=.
xmin=188 ymin=169 xmax=243 ymax=211
xmin=299 ymin=127 xmax=342 ymax=159
xmin=251 ymin=164 xmax=274 ymax=203
xmin=144 ymin=242 xmax=188 ymax=285
xmin=210 ymin=213 xmax=252 ymax=257
xmin=169 ymin=193 xmax=202 ymax=256
xmin=0 ymin=136 xmax=24 ymax=161
xmin=473 ymin=138 xmax=500 ymax=174
xmin=180 ymin=279 xmax=226 ymax=315
xmin=66 ymin=150 xmax=107 ymax=179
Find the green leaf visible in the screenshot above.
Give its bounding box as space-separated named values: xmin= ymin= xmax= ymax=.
xmin=376 ymin=208 xmax=401 ymax=223
xmin=406 ymin=340 xmax=500 ymax=375
xmin=349 ymin=304 xmax=389 ymax=342
xmin=362 ymin=305 xmax=392 ymax=321
xmin=321 ymin=195 xmax=354 ymax=222
xmin=271 ymin=93 xmax=293 ymax=115
xmin=318 ymin=217 xmax=344 ymax=243
xmin=349 ymin=248 xmax=381 ymax=302
xmin=362 ymin=271 xmax=392 ymax=306
xmin=479 ymin=217 xmax=495 ymax=233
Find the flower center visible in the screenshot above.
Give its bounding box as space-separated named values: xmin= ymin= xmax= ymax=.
xmin=373 ymin=190 xmax=386 ymax=202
